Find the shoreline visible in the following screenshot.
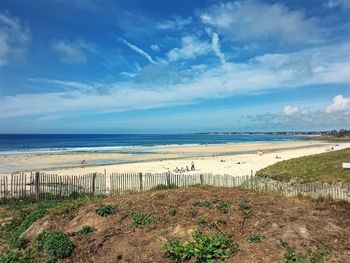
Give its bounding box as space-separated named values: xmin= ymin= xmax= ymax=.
xmin=0 ymin=138 xmax=302 ymax=156
xmin=1 ymin=140 xmax=348 ymax=176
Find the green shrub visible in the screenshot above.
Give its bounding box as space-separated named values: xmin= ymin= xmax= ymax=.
xmin=164 ymin=238 xmax=191 ymax=262
xmin=247 ymin=234 xmax=264 ymax=244
xmin=33 ymin=231 xmax=49 ymax=251
xmin=68 ymin=191 xmax=83 ymax=199
xmin=0 ymin=250 xmax=22 ymax=263
xmin=197 ymin=217 xmax=209 ymax=225
xmin=192 ymin=201 xmax=213 ymax=208
xmin=208 ymin=221 xmax=219 ymax=230
xmin=131 ymin=211 xmax=154 ymax=228
xmin=2 ymin=201 xmax=52 ymax=248
xmin=43 ymin=231 xmax=74 ymax=260
xmin=77 ymin=225 xmax=95 ymax=235
xmin=164 ymin=230 xmax=239 ymax=263
xmin=96 ymin=204 xmax=117 ymax=217
xmin=239 ymin=200 xmax=252 ymax=219
xmin=280 ymin=241 xmax=330 ymax=263
xmin=217 ymin=202 xmax=230 ymax=214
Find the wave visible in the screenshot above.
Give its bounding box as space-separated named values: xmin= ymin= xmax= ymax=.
xmin=0 ymin=143 xmax=206 ymax=155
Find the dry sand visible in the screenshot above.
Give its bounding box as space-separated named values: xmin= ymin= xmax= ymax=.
xmin=1 ymin=140 xmax=349 ymax=176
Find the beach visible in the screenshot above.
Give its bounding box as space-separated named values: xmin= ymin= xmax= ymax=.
xmin=1 ymin=140 xmax=349 ymax=176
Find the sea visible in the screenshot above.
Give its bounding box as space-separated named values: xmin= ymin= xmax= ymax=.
xmin=0 ymin=134 xmax=301 ymax=155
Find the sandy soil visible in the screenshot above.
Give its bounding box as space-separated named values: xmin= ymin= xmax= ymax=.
xmin=24 ymin=187 xmax=350 ymax=262
xmin=1 ymin=141 xmax=349 ymax=177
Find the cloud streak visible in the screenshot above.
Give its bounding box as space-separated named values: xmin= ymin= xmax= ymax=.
xmin=0 ymin=12 xmax=31 ymax=66
xmin=119 ymin=38 xmax=155 ymax=64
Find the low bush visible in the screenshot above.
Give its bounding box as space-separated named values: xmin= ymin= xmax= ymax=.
xmin=77 ymin=225 xmax=95 ymax=235
xmin=192 ymin=201 xmax=213 ymax=208
xmin=247 ymin=234 xmax=264 ymax=244
xmin=43 ymin=231 xmax=74 ymax=260
xmin=96 ymin=204 xmax=117 ymax=217
xmin=131 ymin=211 xmax=154 ymax=228
xmin=2 ymin=201 xmax=53 ymax=249
xmin=217 ymin=202 xmax=230 ymax=214
xmin=239 ymin=200 xmax=252 ymax=219
xmin=0 ymin=250 xmax=22 ymax=263
xmin=164 ymin=230 xmax=239 ymax=263
xmin=280 ymin=241 xmax=330 ymax=263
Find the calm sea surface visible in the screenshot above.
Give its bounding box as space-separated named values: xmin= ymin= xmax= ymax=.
xmin=0 ymin=134 xmax=301 ymax=154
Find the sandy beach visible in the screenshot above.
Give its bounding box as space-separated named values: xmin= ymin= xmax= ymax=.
xmin=1 ymin=140 xmax=349 ymax=176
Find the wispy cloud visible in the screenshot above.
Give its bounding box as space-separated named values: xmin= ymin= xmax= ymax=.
xmin=2 ymin=40 xmax=350 ymax=120
xmin=167 ymin=36 xmax=210 ymax=62
xmin=200 ymin=0 xmax=319 ymax=45
xmin=52 ymin=39 xmax=89 ymax=64
xmin=157 ymin=17 xmax=192 ymax=30
xmin=0 ymin=11 xmax=31 ymax=66
xmin=119 ymin=38 xmax=155 ymax=64
xmin=29 ymin=78 xmax=95 ymax=92
xmin=326 ymin=0 xmax=350 ymax=9
xmin=150 ymin=44 xmax=160 ymax=52
xmin=206 ymin=29 xmax=226 ymax=64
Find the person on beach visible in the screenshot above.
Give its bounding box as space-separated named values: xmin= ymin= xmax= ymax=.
xmin=186 ymin=166 xmax=189 ymax=171
xmin=191 ymin=161 xmax=195 ymax=171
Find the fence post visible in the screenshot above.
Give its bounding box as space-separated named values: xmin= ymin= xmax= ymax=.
xmin=92 ymin=173 xmax=97 ymax=194
xmin=35 ymin=172 xmax=40 ymax=200
xmin=200 ymin=174 xmax=204 ymax=185
xmin=139 ymin=173 xmax=143 ymax=191
xmin=166 ymin=172 xmax=171 ymax=188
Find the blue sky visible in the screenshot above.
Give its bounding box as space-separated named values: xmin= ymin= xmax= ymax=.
xmin=0 ymin=0 xmax=350 ymax=133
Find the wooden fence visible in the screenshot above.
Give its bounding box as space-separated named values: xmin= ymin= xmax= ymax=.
xmin=0 ymin=172 xmax=349 ymax=203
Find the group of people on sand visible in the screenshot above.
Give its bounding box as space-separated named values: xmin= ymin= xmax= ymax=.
xmin=174 ymin=161 xmax=195 ymax=173
xmin=257 ymin=150 xmax=265 ymax=156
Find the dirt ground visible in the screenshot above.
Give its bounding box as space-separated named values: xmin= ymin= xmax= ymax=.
xmin=24 ymin=187 xmax=350 ymax=263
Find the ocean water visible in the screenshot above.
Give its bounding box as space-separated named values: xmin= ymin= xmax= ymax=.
xmin=0 ymin=134 xmax=300 ymax=154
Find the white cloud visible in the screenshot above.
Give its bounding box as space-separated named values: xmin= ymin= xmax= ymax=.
xmin=326 ymin=0 xmax=350 ymax=9
xmin=157 ymin=17 xmax=192 ymax=30
xmin=325 ymin=95 xmax=350 ymax=113
xmin=119 ymin=38 xmax=155 ymax=64
xmin=0 ymin=12 xmax=30 ymax=66
xmin=283 ymin=105 xmax=299 ymax=116
xmin=167 ymin=36 xmax=210 ymax=62
xmin=206 ymin=29 xmax=226 ymax=64
xmin=52 ymin=39 xmax=88 ymax=63
xmin=200 ymin=0 xmax=319 ymax=44
xmin=1 ymin=41 xmax=350 ymax=119
xmin=150 ymin=44 xmax=160 ymax=52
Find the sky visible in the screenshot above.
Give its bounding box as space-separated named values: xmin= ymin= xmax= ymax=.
xmin=0 ymin=0 xmax=350 ymax=133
